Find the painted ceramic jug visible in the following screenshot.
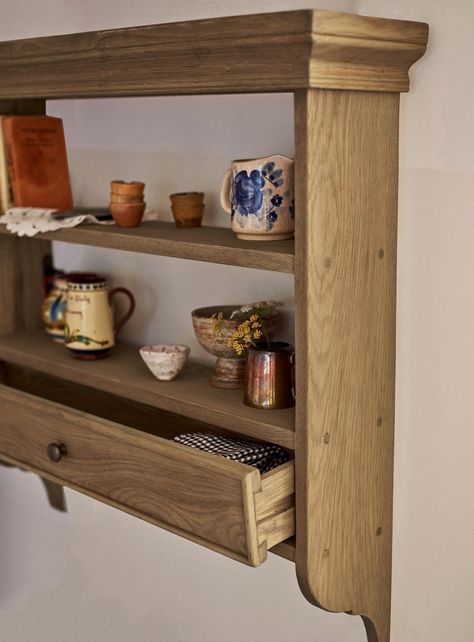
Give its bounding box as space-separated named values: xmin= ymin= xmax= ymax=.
xmin=42 ymin=274 xmax=69 ymax=343
xmin=42 ymin=272 xmax=97 ymax=343
xmin=64 ymin=275 xmax=135 ymax=359
xmin=220 ymin=154 xmax=295 ymax=241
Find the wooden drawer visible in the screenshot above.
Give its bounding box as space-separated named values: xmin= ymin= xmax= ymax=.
xmin=0 ymin=384 xmax=294 ymax=566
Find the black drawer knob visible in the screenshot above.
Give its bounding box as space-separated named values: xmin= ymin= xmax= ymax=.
xmin=47 ymin=442 xmax=68 ymax=463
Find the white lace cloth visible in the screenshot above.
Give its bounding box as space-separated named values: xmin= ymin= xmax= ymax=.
xmin=0 ymin=207 xmax=115 ymax=237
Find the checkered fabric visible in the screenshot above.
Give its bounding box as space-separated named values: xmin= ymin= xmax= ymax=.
xmin=173 ymin=433 xmax=288 ymax=474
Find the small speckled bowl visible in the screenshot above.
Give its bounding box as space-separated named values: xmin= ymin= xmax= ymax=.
xmin=140 ymin=344 xmax=190 ymax=381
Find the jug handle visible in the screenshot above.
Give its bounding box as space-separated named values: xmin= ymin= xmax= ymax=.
xmin=219 ymin=168 xmax=232 ymax=214
xmin=109 ymin=287 xmax=135 ymax=338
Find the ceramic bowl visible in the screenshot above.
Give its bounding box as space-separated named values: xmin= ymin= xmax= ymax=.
xmin=140 ymin=344 xmax=190 ymax=381
xmin=191 ymin=305 xmax=277 ymax=389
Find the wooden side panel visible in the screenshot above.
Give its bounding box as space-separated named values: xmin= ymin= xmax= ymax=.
xmin=0 ymin=98 xmax=50 ymax=335
xmin=294 ymin=89 xmax=399 ymax=642
xmin=0 ymin=97 xmax=64 ymax=511
xmin=0 ymin=235 xmax=50 ymax=332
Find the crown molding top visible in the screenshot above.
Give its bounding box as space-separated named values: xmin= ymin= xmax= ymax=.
xmin=0 ymin=10 xmax=428 ymax=99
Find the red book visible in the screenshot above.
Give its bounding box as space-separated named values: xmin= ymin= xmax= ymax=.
xmin=1 ymin=115 xmax=73 ymax=210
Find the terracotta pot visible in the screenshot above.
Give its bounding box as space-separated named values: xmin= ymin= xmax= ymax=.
xmin=170 ymin=191 xmax=204 ymax=206
xmin=171 ymin=203 xmax=204 ymax=228
xmin=110 ymin=202 xmax=146 ymax=227
xmin=109 ymin=192 xmax=144 ymax=204
xmin=170 ymin=192 xmax=205 ymax=228
xmin=111 ymin=180 xmax=145 ymax=196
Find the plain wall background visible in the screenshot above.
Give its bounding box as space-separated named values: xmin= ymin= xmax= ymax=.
xmin=1 ymin=1 xmax=473 ymax=641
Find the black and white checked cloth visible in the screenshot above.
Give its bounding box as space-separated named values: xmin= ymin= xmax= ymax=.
xmin=173 ymin=433 xmax=288 ymax=474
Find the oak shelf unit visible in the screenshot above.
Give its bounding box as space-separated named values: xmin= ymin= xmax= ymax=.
xmin=0 ymin=9 xmax=428 ymax=642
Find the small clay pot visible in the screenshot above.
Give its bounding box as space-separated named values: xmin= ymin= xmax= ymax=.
xmin=110 ymin=202 xmax=146 ymax=228
xmin=111 ymin=180 xmax=145 ymax=196
xmin=170 ymin=192 xmax=205 ymax=228
xmin=110 ymin=192 xmax=144 ymax=204
xmin=171 ymin=203 xmax=205 ymax=228
xmin=170 ymin=191 xmax=204 ymax=206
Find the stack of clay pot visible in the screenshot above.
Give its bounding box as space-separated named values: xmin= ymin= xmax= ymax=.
xmin=110 ymin=181 xmax=145 ymax=227
xmin=170 ymin=192 xmax=205 ymax=228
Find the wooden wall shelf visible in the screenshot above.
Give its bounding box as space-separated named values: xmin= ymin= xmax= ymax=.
xmin=0 ymin=222 xmax=295 ymax=273
xmin=0 ymin=9 xmax=428 ymax=642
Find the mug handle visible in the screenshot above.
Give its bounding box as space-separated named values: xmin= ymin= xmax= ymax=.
xmin=219 ymin=168 xmax=232 ymax=214
xmin=109 ymin=287 xmax=135 ymax=338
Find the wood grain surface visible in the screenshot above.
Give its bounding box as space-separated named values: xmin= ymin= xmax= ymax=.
xmin=294 ymin=89 xmax=399 ymax=642
xmin=0 ymin=10 xmax=428 ymax=99
xmin=0 ymin=331 xmax=295 ymax=449
xmin=0 ymin=383 xmax=294 ymax=565
xmin=0 ymin=222 xmax=295 ymax=273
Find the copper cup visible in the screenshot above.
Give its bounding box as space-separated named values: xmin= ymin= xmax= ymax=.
xmin=244 ymin=342 xmax=295 ymax=410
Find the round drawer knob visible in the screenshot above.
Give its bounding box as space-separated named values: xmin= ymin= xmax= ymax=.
xmin=47 ymin=442 xmax=68 ymax=463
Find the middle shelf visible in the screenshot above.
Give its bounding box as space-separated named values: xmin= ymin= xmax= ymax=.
xmin=0 ymin=331 xmax=295 ymax=449
xmin=0 ymin=222 xmax=295 ymax=273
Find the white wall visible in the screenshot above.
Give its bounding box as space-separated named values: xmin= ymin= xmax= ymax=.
xmin=1 ymin=2 xmax=473 ymax=642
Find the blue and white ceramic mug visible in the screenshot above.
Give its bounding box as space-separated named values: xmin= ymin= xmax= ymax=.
xmin=220 ymin=154 xmax=295 ymax=241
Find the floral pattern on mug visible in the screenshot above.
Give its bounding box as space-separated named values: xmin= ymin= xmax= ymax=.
xmin=232 ymin=160 xmax=288 ymax=231
xmin=232 ymin=170 xmax=265 ymax=215
xmin=222 ymin=154 xmax=294 ymax=239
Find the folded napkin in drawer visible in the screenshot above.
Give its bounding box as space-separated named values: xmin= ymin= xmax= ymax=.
xmin=173 ymin=433 xmax=288 ymax=474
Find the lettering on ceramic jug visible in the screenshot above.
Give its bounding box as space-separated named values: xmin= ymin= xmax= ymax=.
xmin=72 ymin=294 xmax=91 ymax=304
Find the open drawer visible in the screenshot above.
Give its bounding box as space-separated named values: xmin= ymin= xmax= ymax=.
xmin=0 ymin=383 xmax=294 ymax=566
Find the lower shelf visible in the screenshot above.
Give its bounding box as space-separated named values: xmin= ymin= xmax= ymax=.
xmin=0 ymin=331 xmax=295 ymax=450
xmin=0 ymin=381 xmax=295 ymax=566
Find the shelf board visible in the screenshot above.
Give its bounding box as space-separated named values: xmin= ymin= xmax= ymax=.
xmin=0 ymin=222 xmax=294 ymax=273
xmin=0 ymin=10 xmax=428 ymax=98
xmin=0 ymin=331 xmax=295 ymax=449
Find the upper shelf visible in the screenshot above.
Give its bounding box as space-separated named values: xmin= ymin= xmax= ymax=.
xmin=0 ymin=222 xmax=294 ymax=273
xmin=0 ymin=10 xmax=428 ymax=99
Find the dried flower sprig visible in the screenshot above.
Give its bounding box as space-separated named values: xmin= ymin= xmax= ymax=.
xmin=228 ymin=314 xmax=265 ymax=355
xmin=211 ymin=301 xmax=282 ymax=356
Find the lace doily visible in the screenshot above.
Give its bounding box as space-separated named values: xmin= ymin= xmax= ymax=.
xmin=0 ymin=207 xmax=115 ymax=237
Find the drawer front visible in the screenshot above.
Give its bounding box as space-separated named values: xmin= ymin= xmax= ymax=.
xmin=0 ymin=384 xmax=294 ymax=565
